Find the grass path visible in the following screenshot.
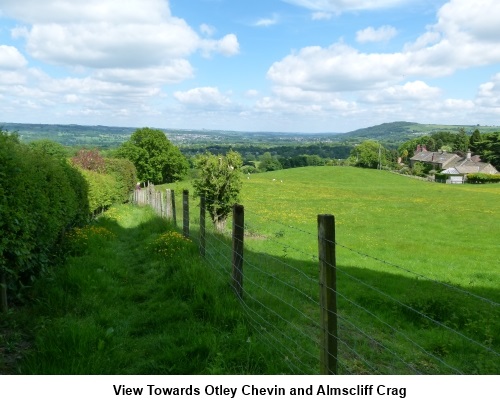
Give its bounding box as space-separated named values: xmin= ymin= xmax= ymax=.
xmin=2 ymin=204 xmax=277 ymax=374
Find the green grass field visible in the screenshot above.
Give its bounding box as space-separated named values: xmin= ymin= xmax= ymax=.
xmin=168 ymin=166 xmax=500 ymax=293
xmin=3 ymin=166 xmax=499 ymax=375
xmin=164 ymin=166 xmax=500 ymax=374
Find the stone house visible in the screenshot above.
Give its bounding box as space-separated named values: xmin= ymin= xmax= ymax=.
xmin=410 ymin=146 xmax=498 ymax=176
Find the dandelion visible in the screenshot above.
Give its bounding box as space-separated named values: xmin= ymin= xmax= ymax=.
xmin=150 ymin=231 xmax=192 ymax=259
xmin=65 ymin=224 xmax=115 ymax=255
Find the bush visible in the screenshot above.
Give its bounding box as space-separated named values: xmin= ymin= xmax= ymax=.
xmin=104 ymin=158 xmax=137 ymax=203
xmin=77 ymin=168 xmax=119 ymax=216
xmin=0 ymin=131 xmax=89 ymax=311
xmin=466 ymin=173 xmax=500 ymax=184
xmin=71 ymin=152 xmax=137 ymax=215
xmin=434 ymin=173 xmax=448 ymax=183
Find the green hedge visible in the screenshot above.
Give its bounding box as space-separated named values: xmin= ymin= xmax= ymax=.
xmin=1 ymin=132 xmax=89 ymax=311
xmin=78 ymin=169 xmax=118 ymax=215
xmin=72 ymin=157 xmax=137 ymax=215
xmin=104 ymin=158 xmax=137 ymax=203
xmin=467 ymin=173 xmax=500 ymax=184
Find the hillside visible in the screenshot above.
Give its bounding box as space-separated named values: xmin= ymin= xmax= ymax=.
xmin=2 ymin=121 xmax=500 ymax=150
xmin=337 ymin=121 xmax=500 ymax=146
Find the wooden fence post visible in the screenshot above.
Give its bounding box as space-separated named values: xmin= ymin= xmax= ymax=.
xmin=199 ymin=194 xmax=206 ymax=257
xmin=165 ymin=189 xmax=172 ymax=219
xmin=171 ymin=190 xmax=177 ymax=226
xmin=318 ymin=214 xmax=338 ymax=375
xmin=183 ymin=189 xmax=189 ymax=238
xmin=232 ymin=204 xmax=244 ymax=300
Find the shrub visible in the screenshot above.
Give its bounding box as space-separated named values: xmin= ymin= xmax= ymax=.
xmin=0 ymin=131 xmax=89 ymax=311
xmin=77 ymin=168 xmax=118 ymax=216
xmin=104 ymin=158 xmax=137 ymax=203
xmin=71 ymin=149 xmax=106 ymax=173
xmin=466 ymin=173 xmax=500 ymax=184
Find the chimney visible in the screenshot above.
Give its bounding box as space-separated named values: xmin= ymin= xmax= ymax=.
xmin=466 ymin=150 xmax=472 ymax=160
xmin=416 ymin=145 xmax=421 ymax=153
xmin=422 ymin=145 xmax=427 ymax=152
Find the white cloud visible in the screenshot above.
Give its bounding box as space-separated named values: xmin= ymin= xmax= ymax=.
xmin=0 ymin=0 xmax=240 ymax=125
xmin=0 ymin=45 xmax=27 ymax=69
xmin=476 ymin=73 xmax=500 ymax=111
xmin=3 ymin=0 xmax=239 ymax=70
xmin=267 ymin=43 xmax=410 ymax=92
xmin=356 ymin=25 xmax=397 ymax=43
xmin=283 ymin=0 xmax=410 ymax=13
xmin=174 ymin=87 xmax=231 ymax=108
xmin=0 ymin=0 xmax=171 ymax=24
xmin=245 ymin=89 xmax=260 ymax=98
xmin=311 ymin=12 xmax=334 ymax=20
xmin=360 ymin=81 xmax=442 ymax=103
xmin=200 ymin=23 xmax=216 ymax=37
xmin=94 ymin=62 xmax=195 ymax=86
xmin=201 ymin=34 xmax=240 ymax=57
xmin=268 ymin=0 xmax=500 ymax=93
xmin=254 ymin=15 xmax=279 ymax=27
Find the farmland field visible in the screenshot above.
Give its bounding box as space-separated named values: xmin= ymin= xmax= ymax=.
xmin=171 ymin=166 xmax=500 ymax=292
xmin=166 ymin=166 xmax=500 ymax=374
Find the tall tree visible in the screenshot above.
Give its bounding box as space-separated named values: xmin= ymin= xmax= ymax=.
xmin=453 ymin=127 xmax=470 ymax=154
xmin=469 ymin=129 xmax=484 ymax=154
xmin=350 ymin=140 xmax=386 ymax=169
xmin=193 ymin=150 xmax=243 ymax=232
xmin=116 ymin=128 xmax=188 ymax=184
xmin=479 ymin=132 xmax=500 ymax=169
xmin=259 ymin=151 xmax=282 ymax=172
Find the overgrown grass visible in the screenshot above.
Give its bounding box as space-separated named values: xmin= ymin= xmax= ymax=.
xmin=1 ymin=204 xmax=285 ymax=374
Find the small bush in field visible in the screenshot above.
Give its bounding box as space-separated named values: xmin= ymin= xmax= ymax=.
xmin=150 ymin=231 xmax=192 ymax=260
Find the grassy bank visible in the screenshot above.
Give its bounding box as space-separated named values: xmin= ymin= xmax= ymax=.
xmin=1 ymin=204 xmax=286 ymax=374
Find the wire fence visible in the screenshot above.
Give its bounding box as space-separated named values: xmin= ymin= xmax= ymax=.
xmin=132 ymin=186 xmax=500 ymax=375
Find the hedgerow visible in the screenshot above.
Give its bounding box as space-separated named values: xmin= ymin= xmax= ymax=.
xmin=0 ymin=131 xmax=89 ymax=312
xmin=104 ymin=158 xmax=137 ymax=203
xmin=466 ymin=173 xmax=500 ymax=184
xmin=70 ymin=154 xmax=137 ymax=215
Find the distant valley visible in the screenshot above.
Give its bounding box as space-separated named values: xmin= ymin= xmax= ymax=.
xmin=2 ymin=121 xmax=500 ymax=149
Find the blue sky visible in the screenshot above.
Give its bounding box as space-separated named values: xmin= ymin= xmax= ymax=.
xmin=1 ymin=0 xmax=500 ymax=133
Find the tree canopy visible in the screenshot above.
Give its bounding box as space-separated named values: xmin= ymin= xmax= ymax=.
xmin=478 ymin=132 xmax=500 ymax=168
xmin=192 ymin=150 xmax=243 ymax=232
xmin=350 ymin=140 xmax=386 ymax=169
xmin=116 ymin=128 xmax=188 ymax=184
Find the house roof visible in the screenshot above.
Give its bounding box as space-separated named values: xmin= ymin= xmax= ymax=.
xmin=441 ymin=168 xmax=461 ymax=175
xmin=410 ymin=151 xmax=460 ymax=167
xmin=411 ymin=150 xmax=499 ymax=174
xmin=453 ymin=159 xmax=498 ymax=174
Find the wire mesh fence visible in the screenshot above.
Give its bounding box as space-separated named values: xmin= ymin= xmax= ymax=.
xmin=132 ymin=186 xmax=500 ymax=375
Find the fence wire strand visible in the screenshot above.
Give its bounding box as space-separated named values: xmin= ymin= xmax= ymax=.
xmin=132 ymin=188 xmax=500 ymax=375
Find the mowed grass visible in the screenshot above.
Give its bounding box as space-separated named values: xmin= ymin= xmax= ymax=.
xmin=166 ymin=166 xmax=500 ymax=374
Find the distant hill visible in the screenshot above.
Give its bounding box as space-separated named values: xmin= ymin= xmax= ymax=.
xmin=337 ymin=121 xmax=500 ymax=146
xmin=0 ymin=122 xmax=340 ymax=148
xmin=2 ymin=121 xmax=499 ymax=149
